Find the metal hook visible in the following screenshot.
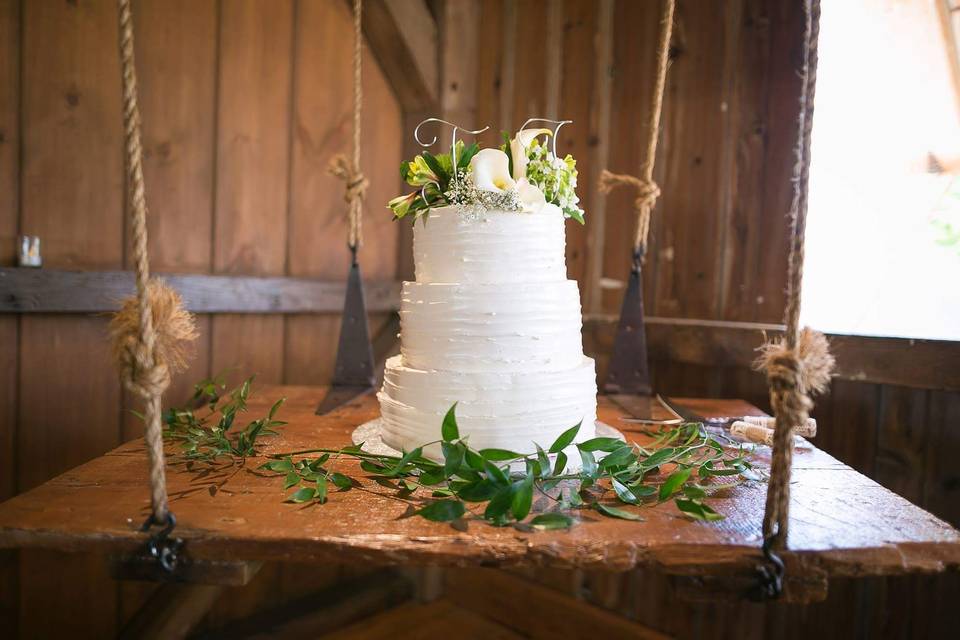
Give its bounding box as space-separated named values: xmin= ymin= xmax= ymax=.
xmin=518 ymin=117 xmax=572 ymax=158
xmin=751 ymin=533 xmax=785 ymax=601
xmin=140 ymin=512 xmax=184 ymax=574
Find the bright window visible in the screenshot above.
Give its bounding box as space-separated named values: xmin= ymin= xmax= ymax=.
xmin=802 ymin=0 xmax=960 ymax=340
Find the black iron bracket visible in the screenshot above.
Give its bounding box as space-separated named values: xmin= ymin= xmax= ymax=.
xmin=604 ymin=250 xmax=652 ymax=396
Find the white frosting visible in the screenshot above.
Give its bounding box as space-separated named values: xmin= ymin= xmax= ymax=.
xmin=379 ymin=203 xmax=597 ymax=459
xmin=379 ymin=355 xmax=597 ymax=456
xmin=414 ymin=204 xmax=568 ymax=283
xmin=399 ymin=281 xmax=585 ymax=373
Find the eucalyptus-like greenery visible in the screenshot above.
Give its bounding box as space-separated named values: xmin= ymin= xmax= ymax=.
xmin=161 ymin=377 xmax=757 ymax=529
xmin=162 ymin=374 xmax=286 ymax=462
xmin=262 ymin=404 xmax=758 ymax=529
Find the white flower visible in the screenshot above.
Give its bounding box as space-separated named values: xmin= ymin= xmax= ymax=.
xmin=509 ymin=128 xmax=552 ymax=180
xmin=470 ymin=148 xmax=515 ymax=192
xmin=516 ymin=177 xmax=546 ymax=213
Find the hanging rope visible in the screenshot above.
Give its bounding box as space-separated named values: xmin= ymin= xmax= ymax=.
xmin=755 ymin=0 xmax=834 ymax=587
xmin=110 ymin=0 xmax=197 ymax=526
xmin=329 ymin=0 xmax=368 ymax=253
xmin=598 ymin=0 xmax=674 ymax=262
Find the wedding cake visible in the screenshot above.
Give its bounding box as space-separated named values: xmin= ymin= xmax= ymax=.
xmin=378 ymin=122 xmax=597 ymax=459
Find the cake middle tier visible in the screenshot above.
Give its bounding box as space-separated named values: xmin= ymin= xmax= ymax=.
xmin=400 ymin=280 xmax=586 ymax=373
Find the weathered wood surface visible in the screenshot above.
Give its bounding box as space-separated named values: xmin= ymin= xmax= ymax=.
xmin=0 ymin=386 xmax=957 ymax=585
xmin=0 ymin=268 xmax=401 ymax=314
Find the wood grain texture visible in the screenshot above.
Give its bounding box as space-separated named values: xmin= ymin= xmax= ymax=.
xmin=1 ymin=388 xmax=958 ymax=597
xmin=211 ymin=0 xmax=293 ymax=395
xmin=212 ymin=0 xmax=292 ymax=277
xmin=474 ymin=0 xmax=504 ymax=149
xmin=445 ymin=567 xmax=669 ymax=639
xmin=322 ymin=598 xmax=525 ymax=640
xmin=559 ymin=0 xmax=599 ymax=286
xmin=0 ymin=0 xmax=17 ymax=266
xmin=20 ymin=0 xmax=123 ymax=269
xmin=359 ymin=0 xmax=438 ymax=111
xmin=129 ymin=0 xmax=216 ymax=273
xmin=18 ymin=1 xmax=125 ymax=635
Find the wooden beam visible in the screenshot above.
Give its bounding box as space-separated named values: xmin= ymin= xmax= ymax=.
xmin=445 ymin=568 xmax=670 ymax=639
xmin=109 ymin=557 xmax=262 ymax=586
xmin=201 ymin=569 xmax=412 ymax=639
xmin=359 ymin=0 xmax=439 ymax=111
xmin=118 ymin=583 xmax=223 ymax=640
xmin=0 ymin=268 xmax=400 ymax=314
xmin=585 ymin=315 xmax=960 ymax=391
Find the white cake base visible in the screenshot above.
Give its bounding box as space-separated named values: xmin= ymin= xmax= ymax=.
xmin=352 ymin=417 xmax=623 ymax=473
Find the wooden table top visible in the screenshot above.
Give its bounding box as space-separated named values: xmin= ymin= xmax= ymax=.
xmin=0 ymin=385 xmax=957 ymax=591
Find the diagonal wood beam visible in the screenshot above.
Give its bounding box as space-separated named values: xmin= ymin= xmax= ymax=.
xmin=357 ymin=0 xmax=439 ymax=111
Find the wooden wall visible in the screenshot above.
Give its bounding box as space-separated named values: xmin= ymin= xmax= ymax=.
xmin=1 ymin=0 xmax=958 ymax=638
xmin=0 ymin=0 xmax=403 ymax=636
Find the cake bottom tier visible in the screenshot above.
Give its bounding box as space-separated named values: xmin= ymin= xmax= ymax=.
xmin=377 ymin=354 xmax=597 ymax=458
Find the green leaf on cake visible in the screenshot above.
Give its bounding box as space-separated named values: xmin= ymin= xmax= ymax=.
xmin=549 ymin=422 xmax=581 ymax=453
xmin=480 ymin=448 xmax=523 ymax=461
xmin=511 ymin=476 xmax=534 ymax=521
xmin=577 ymin=437 xmax=625 ymax=452
xmin=442 ymin=441 xmax=465 ymax=479
xmin=441 ymin=403 xmax=459 ymax=442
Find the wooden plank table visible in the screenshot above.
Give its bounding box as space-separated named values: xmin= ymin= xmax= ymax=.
xmin=0 ymin=386 xmax=958 ymax=602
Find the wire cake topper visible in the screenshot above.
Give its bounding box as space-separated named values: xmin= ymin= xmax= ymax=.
xmin=414 ymin=118 xmax=490 ymax=191
xmin=517 ymin=117 xmax=572 ymax=158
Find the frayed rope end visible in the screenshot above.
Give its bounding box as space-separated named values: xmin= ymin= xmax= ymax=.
xmin=109 ymin=279 xmax=198 ymax=398
xmin=754 ymin=327 xmax=835 ymax=396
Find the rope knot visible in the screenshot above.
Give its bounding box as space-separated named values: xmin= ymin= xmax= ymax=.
xmin=329 ymin=154 xmax=369 ymax=205
xmin=117 ymin=337 xmax=172 ymax=399
xmin=598 ymin=170 xmax=661 ymax=208
xmin=598 ymin=169 xmax=661 ymax=252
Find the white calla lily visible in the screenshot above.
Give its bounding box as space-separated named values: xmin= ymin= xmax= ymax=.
xmin=516 ymin=177 xmax=546 ymax=213
xmin=470 ymin=148 xmax=515 ymax=192
xmin=509 ymin=128 xmax=552 ymax=180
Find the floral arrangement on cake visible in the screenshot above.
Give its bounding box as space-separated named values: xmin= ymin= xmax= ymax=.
xmin=388 ymin=123 xmax=585 ymax=224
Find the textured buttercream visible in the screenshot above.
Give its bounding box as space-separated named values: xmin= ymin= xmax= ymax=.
xmin=379 ymin=355 xmax=597 ymax=456
xmin=399 ymin=280 xmax=585 ymax=373
xmin=414 ymin=204 xmax=568 ymax=284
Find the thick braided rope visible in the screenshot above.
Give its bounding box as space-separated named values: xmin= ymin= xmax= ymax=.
xmin=598 ymin=0 xmax=674 ymax=257
xmin=762 ymin=0 xmax=823 ymax=549
xmin=118 ymin=0 xmax=170 ymax=524
xmin=329 ymin=0 xmax=367 ymax=251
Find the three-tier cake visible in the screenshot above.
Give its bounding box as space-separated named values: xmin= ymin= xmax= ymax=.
xmin=378 ymin=202 xmax=597 ymax=458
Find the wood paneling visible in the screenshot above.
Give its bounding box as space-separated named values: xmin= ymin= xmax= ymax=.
xmin=211 ymin=0 xmax=293 ymax=392
xmin=130 ymin=0 xmax=217 ymax=273
xmin=559 ymin=0 xmax=599 ymax=286
xmin=0 ymin=0 xmax=17 ymax=265
xmin=18 ymin=0 xmax=125 ymax=635
xmin=20 ymin=0 xmax=123 ymax=269
xmin=1 ymin=0 xmax=19 ymax=631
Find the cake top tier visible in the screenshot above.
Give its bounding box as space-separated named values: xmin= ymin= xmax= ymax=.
xmin=413 ymin=204 xmax=568 ymax=284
